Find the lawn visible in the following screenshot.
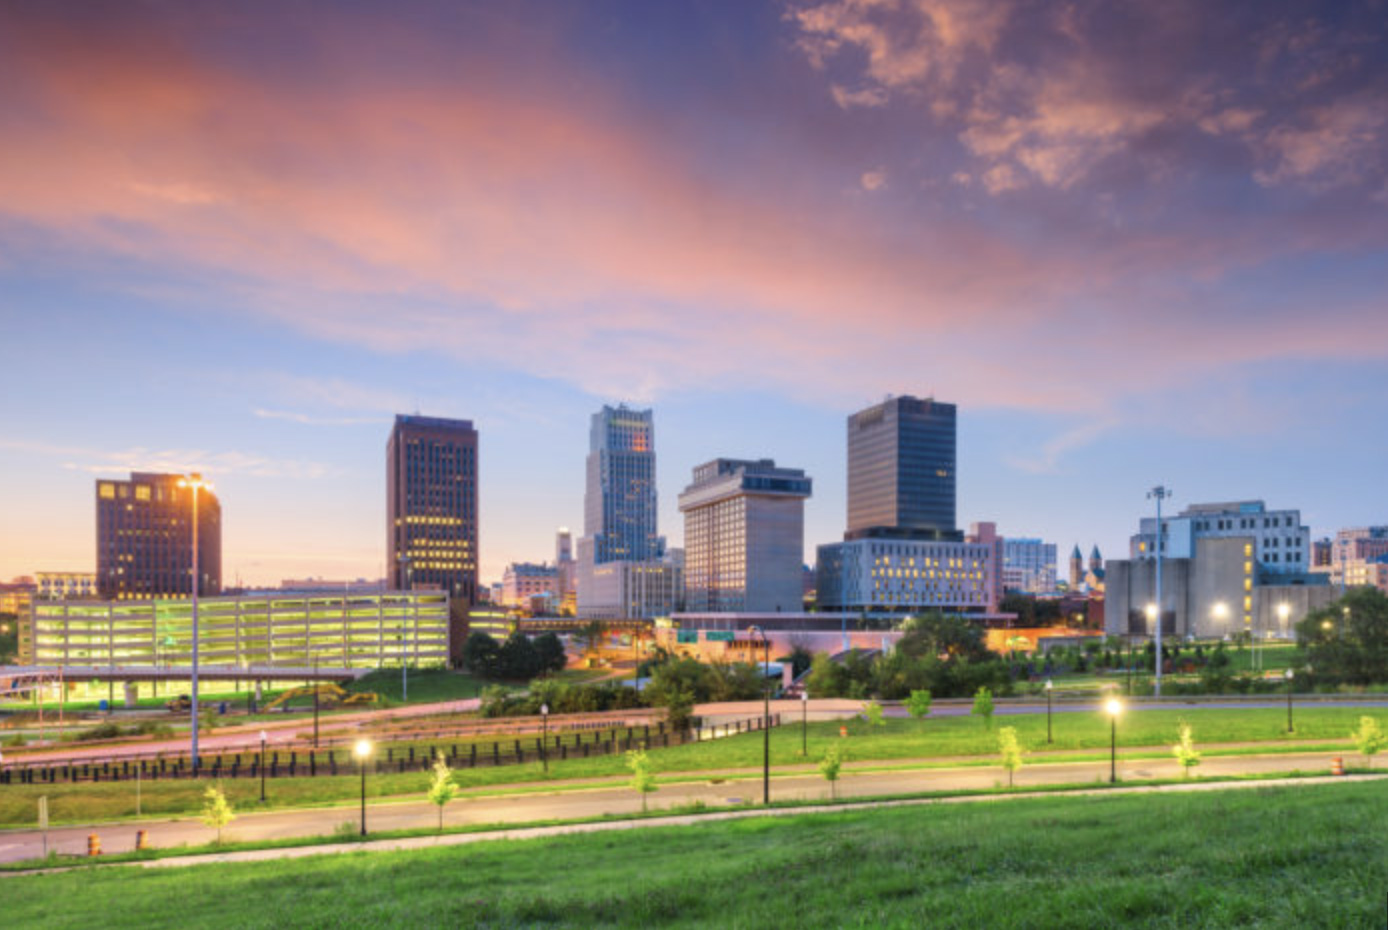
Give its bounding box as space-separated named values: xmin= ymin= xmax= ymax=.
xmin=3 ymin=781 xmax=1384 ymax=927
xmin=1 ymin=705 xmax=1378 ymax=828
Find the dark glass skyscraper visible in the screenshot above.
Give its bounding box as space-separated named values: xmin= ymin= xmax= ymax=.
xmin=96 ymin=472 xmax=221 ymax=600
xmin=387 ymin=414 xmax=478 ymax=604
xmin=583 ymin=404 xmax=663 ymax=563
xmin=845 ymin=396 xmax=958 ymax=541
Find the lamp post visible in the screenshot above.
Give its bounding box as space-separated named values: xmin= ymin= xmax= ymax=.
xmin=178 ymin=473 xmax=212 ymax=774
xmin=1105 ymin=697 xmax=1122 ymax=783
xmin=1144 ymin=603 xmax=1157 ymax=690
xmin=801 ymin=689 xmax=808 ymax=757
xmin=1044 ymin=679 xmax=1053 ymax=744
xmin=312 ymin=655 xmax=320 ymax=749
xmin=259 ymin=730 xmax=267 ymax=802
xmin=1147 ymin=485 xmax=1170 ymax=697
xmin=354 ymin=738 xmax=372 ymax=836
xmin=749 ymin=625 xmax=770 ymax=806
xmin=540 ymin=703 xmax=549 ymax=775
xmin=397 ymin=555 xmax=412 ymax=702
xmin=1285 ymin=668 xmax=1295 ymax=733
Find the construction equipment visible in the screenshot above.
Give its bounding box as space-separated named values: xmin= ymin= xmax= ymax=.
xmin=262 ymin=683 xmax=379 ymax=713
xmin=165 ymin=695 xmax=192 ymax=714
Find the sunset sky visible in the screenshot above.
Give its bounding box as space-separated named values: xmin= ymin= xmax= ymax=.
xmin=2 ymin=0 xmax=1385 ymax=587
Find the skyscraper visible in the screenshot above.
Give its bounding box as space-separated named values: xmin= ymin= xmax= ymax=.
xmin=386 ymin=415 xmax=478 ymax=605
xmin=846 ymin=396 xmax=958 ymax=541
xmin=583 ymin=404 xmax=662 ymax=563
xmin=679 ymin=458 xmax=812 ymax=613
xmin=576 ymin=404 xmax=677 ymax=618
xmin=96 ymin=472 xmax=221 ymax=600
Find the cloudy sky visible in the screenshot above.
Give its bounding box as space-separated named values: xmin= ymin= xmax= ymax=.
xmin=2 ymin=0 xmax=1385 ymax=587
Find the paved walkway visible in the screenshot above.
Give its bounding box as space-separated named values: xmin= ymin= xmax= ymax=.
xmin=0 ymin=746 xmax=1368 ymax=866
xmin=5 ymin=772 xmax=1381 ymax=876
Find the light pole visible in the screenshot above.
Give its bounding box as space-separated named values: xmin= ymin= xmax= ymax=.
xmin=1105 ymin=697 xmax=1122 ymax=783
xmin=178 ymin=473 xmax=212 ymax=774
xmin=749 ymin=625 xmax=770 ymax=806
xmin=540 ymin=703 xmax=549 ymax=775
xmin=312 ymin=655 xmax=320 ymax=749
xmin=1144 ymin=603 xmax=1157 ymax=689
xmin=259 ymin=730 xmax=267 ymax=802
xmin=801 ymin=689 xmax=808 ymax=757
xmin=1147 ymin=485 xmax=1170 ymax=697
xmin=354 ymin=738 xmax=372 ymax=836
xmin=1285 ymin=668 xmax=1295 ymax=733
xmin=397 ymin=555 xmax=412 ymax=702
xmin=1045 ymin=679 xmax=1053 ymax=744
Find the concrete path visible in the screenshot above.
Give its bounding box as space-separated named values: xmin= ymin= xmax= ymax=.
xmin=0 ymin=747 xmax=1366 ymax=866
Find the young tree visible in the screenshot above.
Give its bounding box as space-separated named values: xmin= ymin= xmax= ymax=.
xmin=905 ymin=689 xmax=933 ymax=722
xmin=818 ymin=744 xmax=843 ymax=801
xmin=427 ymin=750 xmax=458 ymax=832
xmin=461 ymin=631 xmax=501 ymax=678
xmin=972 ymin=686 xmax=995 ymax=729
xmin=1172 ymin=721 xmax=1201 ymax=778
xmin=861 ymin=700 xmax=886 ymax=729
xmin=200 ymin=784 xmax=235 ymax=845
xmin=626 ymin=748 xmax=657 ymax=813
xmin=532 ymin=632 xmax=568 ymax=676
xmin=997 ymin=726 xmax=1024 ymax=789
xmin=1352 ymin=716 xmax=1386 ymax=769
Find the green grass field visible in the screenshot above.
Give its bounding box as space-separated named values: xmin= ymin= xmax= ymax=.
xmin=3 ymin=781 xmax=1384 ymax=928
xmin=1 ymin=705 xmax=1379 ymax=828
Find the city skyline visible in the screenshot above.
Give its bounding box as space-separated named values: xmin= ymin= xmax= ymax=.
xmin=2 ymin=2 xmax=1386 ymax=587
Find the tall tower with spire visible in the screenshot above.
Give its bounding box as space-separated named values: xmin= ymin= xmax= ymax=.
xmin=1069 ymin=545 xmax=1083 ymax=589
xmin=1089 ymin=545 xmax=1103 ymax=575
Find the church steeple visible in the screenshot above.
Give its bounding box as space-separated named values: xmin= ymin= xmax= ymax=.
xmin=1069 ymin=545 xmax=1083 ymax=588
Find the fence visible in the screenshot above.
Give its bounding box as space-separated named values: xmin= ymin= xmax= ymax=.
xmin=0 ymin=714 xmax=781 ymax=785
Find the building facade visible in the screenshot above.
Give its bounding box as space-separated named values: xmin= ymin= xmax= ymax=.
xmin=36 ymin=572 xmax=98 ymax=600
xmin=20 ymin=590 xmax=449 ymax=669
xmin=96 ymin=473 xmax=221 ymax=601
xmin=501 ymin=562 xmax=559 ymax=608
xmin=816 ymin=537 xmax=997 ymax=613
xmin=1003 ymin=538 xmax=1057 ymax=593
xmin=679 ymin=458 xmax=812 ymax=613
xmin=1129 ymin=500 xmax=1310 ymax=575
xmin=555 ymin=528 xmax=576 ymax=615
xmin=387 ymin=414 xmax=479 ymax=605
xmin=846 ymin=396 xmax=958 ymax=541
xmin=577 ymin=404 xmax=670 ymax=618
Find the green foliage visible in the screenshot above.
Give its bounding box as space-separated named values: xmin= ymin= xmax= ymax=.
xmin=1352 ymin=716 xmax=1386 ymax=768
xmin=997 ymin=726 xmax=1023 ymax=788
xmin=781 ymin=644 xmax=814 ymax=679
xmin=199 ymin=784 xmax=235 ymax=845
xmin=461 ymin=632 xmax=501 ymax=677
xmin=904 ymin=689 xmax=932 ymax=721
xmin=1172 ymin=721 xmax=1201 ymax=777
xmin=497 ymin=632 xmax=539 ymax=679
xmin=806 ymin=635 xmax=1010 ymax=702
xmin=898 ymin=611 xmax=992 ymax=662
xmin=646 ymin=657 xmax=762 ymax=707
xmin=997 ymin=595 xmax=1064 ymax=627
xmin=971 ymin=687 xmax=995 ymax=728
xmin=818 ymin=744 xmax=843 ymax=800
xmin=860 ymin=700 xmax=886 ymax=728
xmin=625 ymin=748 xmax=657 ymax=812
xmin=1298 ymin=589 xmax=1388 ymax=685
xmin=427 ymin=751 xmax=458 ymax=832
xmin=532 ymin=632 xmax=568 ymax=675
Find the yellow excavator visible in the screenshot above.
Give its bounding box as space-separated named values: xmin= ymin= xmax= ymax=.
xmin=262 ymin=683 xmax=379 ymax=713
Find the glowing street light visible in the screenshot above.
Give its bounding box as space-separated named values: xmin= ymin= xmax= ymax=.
xmin=1277 ymin=602 xmax=1291 ymax=636
xmin=177 ymin=473 xmax=212 ymax=773
xmin=1105 ymin=697 xmax=1123 ymax=783
xmin=1285 ymin=668 xmax=1295 ymax=733
xmin=354 ymin=738 xmax=373 ymax=836
xmin=1044 ymin=679 xmax=1054 ymax=744
xmin=540 ymin=703 xmax=550 ymax=775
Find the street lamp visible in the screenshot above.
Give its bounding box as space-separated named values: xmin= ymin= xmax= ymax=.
xmin=540 ymin=703 xmax=549 ymax=775
xmin=801 ymin=689 xmax=809 ymax=757
xmin=1277 ymin=602 xmax=1291 ymax=639
xmin=397 ymin=554 xmax=413 ymax=702
xmin=1147 ymin=485 xmax=1170 ymax=697
xmin=1044 ymin=679 xmax=1053 ymax=744
xmin=259 ymin=730 xmax=268 ymax=802
xmin=748 ymin=625 xmax=771 ymax=806
xmin=1105 ymin=697 xmax=1122 ymax=783
xmin=1285 ymin=668 xmax=1295 ymax=733
xmin=177 ymin=472 xmax=212 ymax=774
xmin=354 ymin=738 xmax=373 ymax=836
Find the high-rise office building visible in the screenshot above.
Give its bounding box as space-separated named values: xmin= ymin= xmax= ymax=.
xmin=387 ymin=415 xmax=478 ymax=605
xmin=555 ymin=528 xmax=576 ymax=615
xmin=679 ymin=458 xmax=812 ymax=613
xmin=583 ymin=404 xmax=662 ymax=563
xmin=96 ymin=472 xmax=221 ymax=600
xmin=577 ymin=404 xmax=675 ymax=618
xmin=846 ymin=396 xmax=958 ymax=541
xmin=1003 ymin=538 xmax=1058 ymax=593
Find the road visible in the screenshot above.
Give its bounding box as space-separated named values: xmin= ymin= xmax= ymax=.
xmin=0 ymin=747 xmax=1361 ymax=864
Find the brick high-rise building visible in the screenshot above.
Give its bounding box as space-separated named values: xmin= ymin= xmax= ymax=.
xmin=96 ymin=472 xmax=221 ymax=600
xmin=387 ymin=415 xmax=478 ymax=605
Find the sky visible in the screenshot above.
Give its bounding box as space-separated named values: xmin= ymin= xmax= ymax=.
xmin=1 ymin=0 xmax=1386 ymax=588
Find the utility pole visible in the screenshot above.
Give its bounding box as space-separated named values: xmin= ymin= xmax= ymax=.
xmin=1147 ymin=486 xmax=1170 ymax=698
